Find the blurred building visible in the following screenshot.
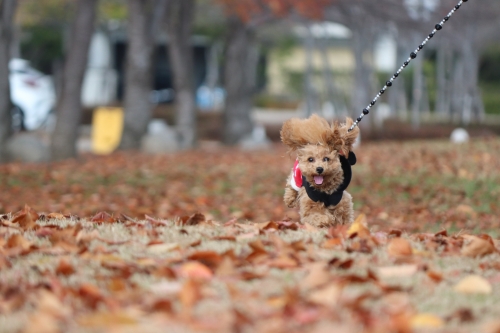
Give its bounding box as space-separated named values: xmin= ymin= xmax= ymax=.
xmin=81 ymin=28 xmax=210 ymax=108
xmin=265 ymin=21 xmax=397 ymax=106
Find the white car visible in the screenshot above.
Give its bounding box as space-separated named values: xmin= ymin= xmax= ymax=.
xmin=9 ymin=58 xmax=56 ymax=131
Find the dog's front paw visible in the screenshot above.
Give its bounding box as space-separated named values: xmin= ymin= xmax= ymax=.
xmin=284 ymin=187 xmax=298 ymax=208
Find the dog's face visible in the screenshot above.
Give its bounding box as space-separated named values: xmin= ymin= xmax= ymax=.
xmin=297 ymin=144 xmax=344 ymax=192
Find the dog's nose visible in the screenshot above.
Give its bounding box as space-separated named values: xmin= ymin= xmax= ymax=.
xmin=316 ymin=167 xmax=324 ymax=174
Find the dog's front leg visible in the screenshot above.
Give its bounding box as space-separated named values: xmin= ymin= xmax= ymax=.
xmin=284 ymin=174 xmax=299 ymax=208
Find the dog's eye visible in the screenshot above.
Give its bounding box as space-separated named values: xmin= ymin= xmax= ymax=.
xmin=308 ymin=157 xmax=314 ymax=162
xmin=323 ymin=157 xmax=330 ymax=162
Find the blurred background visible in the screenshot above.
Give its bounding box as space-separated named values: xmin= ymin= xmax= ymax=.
xmin=0 ymin=0 xmax=499 ymax=163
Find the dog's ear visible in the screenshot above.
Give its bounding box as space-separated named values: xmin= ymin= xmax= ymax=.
xmin=280 ymin=114 xmax=332 ymax=151
xmin=335 ymin=117 xmax=359 ymax=156
xmin=280 ymin=118 xmax=308 ymax=151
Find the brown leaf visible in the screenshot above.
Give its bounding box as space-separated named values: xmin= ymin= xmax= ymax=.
xmin=151 ymin=266 xmax=177 ymax=279
xmin=185 ymin=213 xmax=206 ymax=226
xmin=0 ymin=255 xmax=12 ymax=269
xmin=215 ymin=256 xmax=237 ymax=277
xmin=212 ymin=235 xmax=237 ymax=241
xmin=36 ymin=289 xmax=70 ymax=319
xmin=347 ymin=214 xmax=370 ymax=239
xmin=55 ymin=259 xmax=75 ymax=276
xmin=145 ymin=214 xmax=168 ymax=226
xmin=268 ymin=254 xmax=299 ymax=268
xmin=178 ymin=261 xmax=213 ymax=280
xmin=307 ymin=282 xmax=342 ymax=306
xmin=147 ymin=242 xmax=180 ymax=254
xmin=187 ymin=251 xmax=222 ymax=269
xmin=36 ymin=227 xmax=55 ymax=237
xmin=426 ymin=270 xmax=444 ymax=283
xmin=90 ymin=212 xmax=116 ymax=223
xmin=302 ymin=263 xmax=331 ymax=290
xmin=257 ymin=221 xmax=279 ymax=230
xmin=78 ymin=283 xmax=104 ymax=309
xmin=179 ymin=279 xmax=201 ymax=317
xmin=389 ymin=229 xmax=403 ymax=237
xmin=454 ymin=275 xmax=492 ymax=294
xmin=410 ymin=313 xmax=444 ymax=329
xmin=461 ymin=235 xmax=496 ymax=257
xmin=149 ymin=298 xmax=173 ymax=313
xmin=387 ymin=238 xmax=413 ymax=257
xmin=377 ymin=265 xmax=418 ymax=279
xmin=47 ymin=212 xmax=65 ymax=220
xmin=328 ymin=257 xmax=354 ymax=270
xmin=290 ymin=240 xmax=307 ymax=252
xmin=22 ymin=313 xmax=59 ymax=333
xmin=77 ymin=312 xmax=137 ymax=328
xmin=445 ymin=307 xmax=474 ymax=323
xmin=321 ymin=237 xmax=343 ymax=249
xmin=6 ymin=234 xmax=31 ymax=250
xmin=12 ymin=204 xmax=38 ymax=230
xmin=434 ymin=229 xmax=447 ymax=237
xmin=246 ymin=239 xmax=268 ymax=264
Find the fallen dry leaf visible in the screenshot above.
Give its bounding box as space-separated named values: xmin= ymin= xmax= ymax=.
xmin=347 ymin=214 xmax=370 ymax=238
xmin=454 ymin=275 xmax=492 ymax=294
xmin=426 ymin=270 xmax=444 ymax=283
xmin=47 ymin=212 xmax=65 ymax=220
xmin=301 ymin=263 xmax=331 ymax=290
xmin=22 ymin=312 xmax=60 ymax=333
xmin=12 ymin=204 xmax=38 ymax=230
xmin=6 ymin=234 xmax=31 ymax=250
xmin=91 ymin=211 xmax=116 ymax=223
xmin=55 ymin=258 xmax=75 ymax=276
xmin=461 ymin=235 xmax=496 ymax=257
xmin=187 ymin=250 xmax=223 ymax=269
xmin=307 ymin=283 xmax=342 ymax=307
xmin=387 ymin=238 xmax=413 ymax=257
xmin=179 ymin=279 xmax=201 ymax=317
xmin=77 ymin=312 xmax=138 ymax=328
xmin=178 ymin=261 xmax=213 ymax=280
xmin=147 ymin=242 xmax=180 ymax=254
xmin=377 ymin=265 xmax=418 ymax=279
xmin=410 ymin=313 xmax=444 ymax=329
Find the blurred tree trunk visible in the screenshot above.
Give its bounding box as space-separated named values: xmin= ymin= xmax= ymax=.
xmin=119 ymin=0 xmax=165 ymax=150
xmin=303 ymin=24 xmax=316 ymax=117
xmin=388 ymin=41 xmax=408 ymax=121
xmin=435 ymin=43 xmax=452 ymax=118
xmin=223 ymin=18 xmax=258 ymax=145
xmin=350 ymin=24 xmax=374 ymax=130
xmin=411 ymin=35 xmax=423 ymax=130
xmin=451 ymin=50 xmax=464 ymax=123
xmin=461 ymin=26 xmax=484 ymax=124
xmin=51 ymin=0 xmax=97 ymax=160
xmin=165 ymin=0 xmax=196 ymax=149
xmin=319 ymin=34 xmax=345 ymax=118
xmin=0 ymin=0 xmax=17 ymax=163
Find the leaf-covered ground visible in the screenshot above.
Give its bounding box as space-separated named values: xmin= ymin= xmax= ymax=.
xmin=1 ymin=138 xmax=500 ymax=332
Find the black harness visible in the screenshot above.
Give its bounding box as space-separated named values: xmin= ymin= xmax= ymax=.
xmin=302 ymin=151 xmax=356 ymax=207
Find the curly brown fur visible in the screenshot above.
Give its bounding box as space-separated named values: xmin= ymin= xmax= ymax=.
xmin=280 ymin=114 xmax=359 ymax=227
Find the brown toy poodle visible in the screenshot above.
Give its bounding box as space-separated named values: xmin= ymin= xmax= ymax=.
xmin=281 ymin=114 xmax=359 ymax=227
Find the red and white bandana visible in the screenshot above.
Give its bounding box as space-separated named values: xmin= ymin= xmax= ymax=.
xmin=290 ymin=159 xmax=302 ymax=191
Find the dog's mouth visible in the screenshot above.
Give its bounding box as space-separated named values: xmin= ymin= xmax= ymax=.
xmin=313 ymin=175 xmax=324 ymax=185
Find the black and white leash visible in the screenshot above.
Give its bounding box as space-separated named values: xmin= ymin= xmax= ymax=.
xmin=348 ymin=0 xmax=470 ymax=132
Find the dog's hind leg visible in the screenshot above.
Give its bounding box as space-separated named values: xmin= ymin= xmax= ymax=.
xmin=301 ymin=212 xmax=331 ymax=227
xmin=329 ymin=192 xmax=354 ymax=225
